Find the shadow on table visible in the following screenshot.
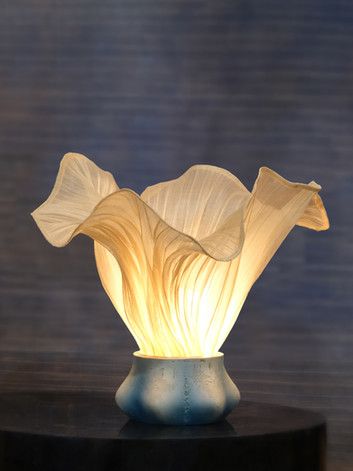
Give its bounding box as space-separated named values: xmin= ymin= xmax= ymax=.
xmin=118 ymin=417 xmax=236 ymax=439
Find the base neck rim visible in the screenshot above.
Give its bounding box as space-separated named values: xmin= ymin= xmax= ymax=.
xmin=133 ymin=351 xmax=224 ymax=361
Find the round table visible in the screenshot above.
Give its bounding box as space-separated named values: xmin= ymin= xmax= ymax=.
xmin=0 ymin=391 xmax=326 ymax=471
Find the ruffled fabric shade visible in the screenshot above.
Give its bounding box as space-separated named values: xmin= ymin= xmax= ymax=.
xmin=32 ymin=154 xmax=329 ymax=357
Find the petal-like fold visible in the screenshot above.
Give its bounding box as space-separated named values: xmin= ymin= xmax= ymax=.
xmin=297 ymin=191 xmax=329 ymax=231
xmin=198 ymin=167 xmax=330 ymax=354
xmin=236 ymin=167 xmax=329 ymax=292
xmin=141 ymin=165 xmax=251 ymax=260
xmin=31 ymin=153 xmax=118 ymax=247
xmin=75 ymin=189 xmax=223 ymax=356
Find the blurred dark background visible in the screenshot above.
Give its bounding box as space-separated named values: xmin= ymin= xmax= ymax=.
xmin=0 ymin=1 xmax=352 ymax=469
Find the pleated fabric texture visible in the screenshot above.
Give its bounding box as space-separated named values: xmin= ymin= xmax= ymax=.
xmin=32 ymin=154 xmax=329 ymax=357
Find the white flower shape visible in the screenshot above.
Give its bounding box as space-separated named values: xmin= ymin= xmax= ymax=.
xmin=32 ymin=154 xmax=329 ymax=357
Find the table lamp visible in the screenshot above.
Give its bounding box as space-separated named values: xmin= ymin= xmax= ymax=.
xmin=32 ymin=153 xmax=329 ymax=425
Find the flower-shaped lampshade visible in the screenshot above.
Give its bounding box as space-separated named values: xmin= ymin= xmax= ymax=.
xmin=32 ymin=153 xmax=329 ymax=358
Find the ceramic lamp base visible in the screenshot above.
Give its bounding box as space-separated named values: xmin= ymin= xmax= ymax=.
xmin=115 ymin=352 xmax=240 ymax=425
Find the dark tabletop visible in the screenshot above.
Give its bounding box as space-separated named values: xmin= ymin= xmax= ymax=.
xmin=0 ymin=392 xmax=322 ymax=440
xmin=0 ymin=392 xmax=325 ymax=471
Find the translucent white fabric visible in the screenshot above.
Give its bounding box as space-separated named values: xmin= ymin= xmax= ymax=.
xmin=32 ymin=153 xmax=329 ymax=357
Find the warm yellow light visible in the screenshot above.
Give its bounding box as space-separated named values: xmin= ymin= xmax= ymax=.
xmin=32 ymin=153 xmax=329 ymax=357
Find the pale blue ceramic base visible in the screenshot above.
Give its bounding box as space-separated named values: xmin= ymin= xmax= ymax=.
xmin=115 ymin=352 xmax=240 ymax=425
